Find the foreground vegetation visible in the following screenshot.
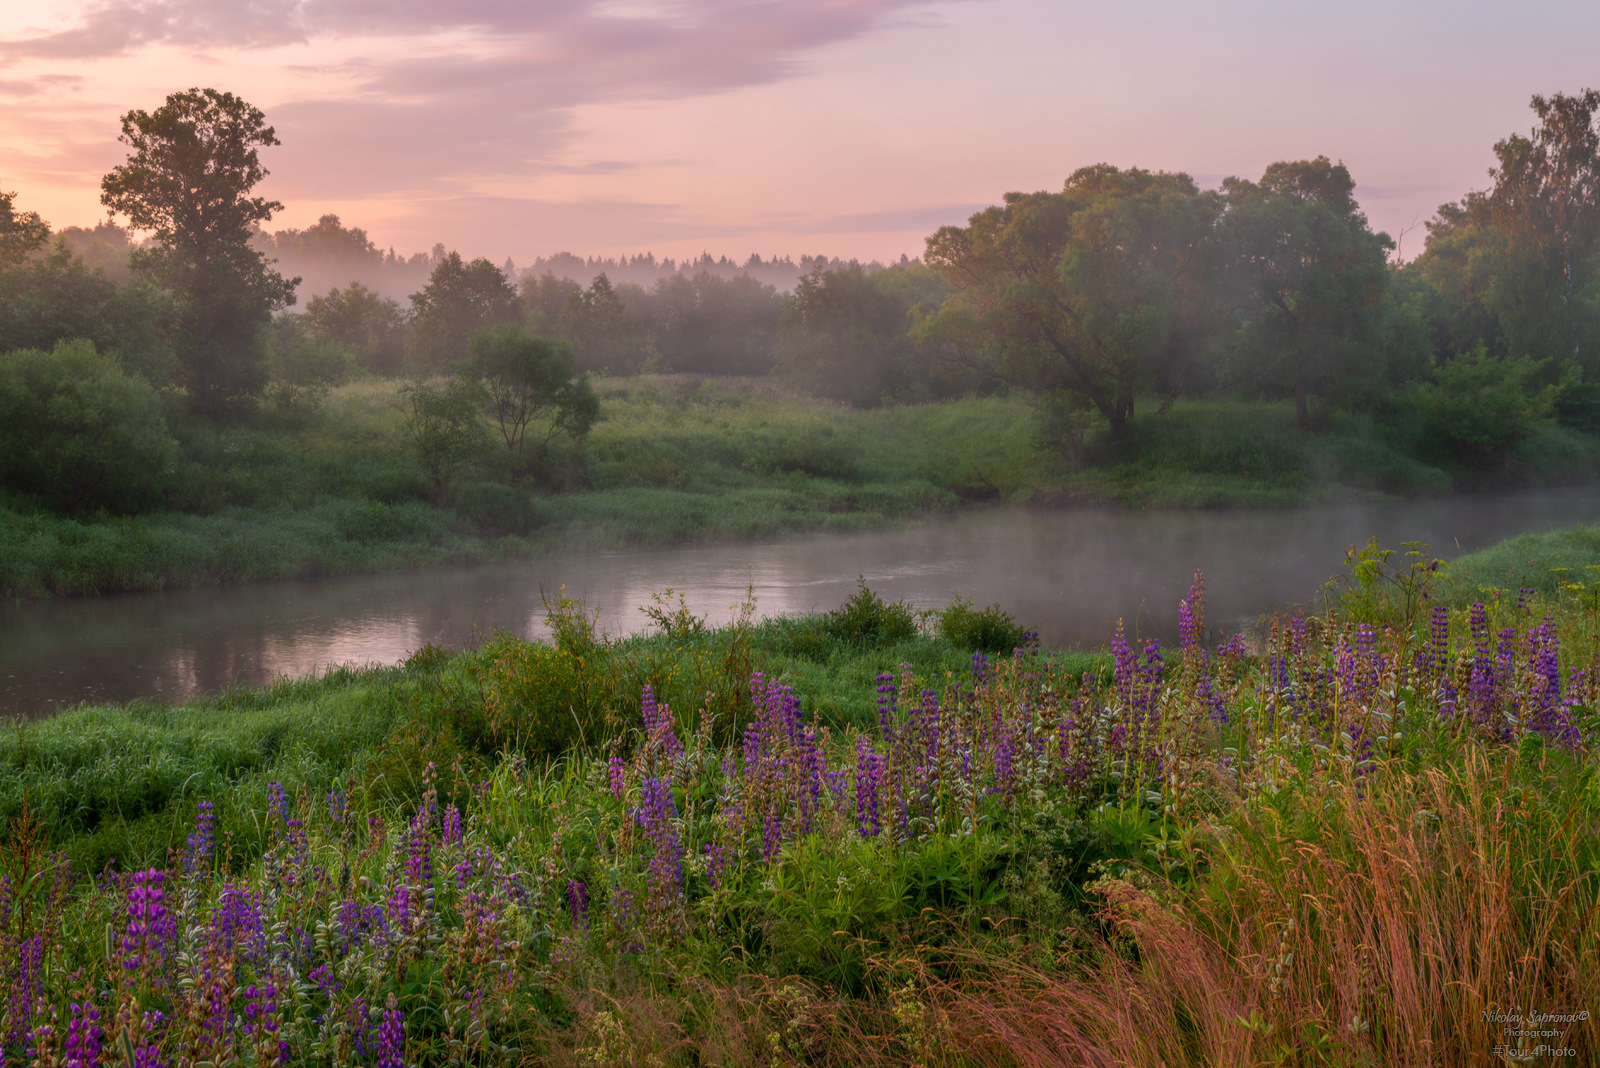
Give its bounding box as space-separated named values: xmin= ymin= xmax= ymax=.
xmin=3 ymin=534 xmax=1599 ymax=1065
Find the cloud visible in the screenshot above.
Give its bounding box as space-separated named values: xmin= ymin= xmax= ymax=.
xmin=1 ymin=0 xmax=306 ymax=60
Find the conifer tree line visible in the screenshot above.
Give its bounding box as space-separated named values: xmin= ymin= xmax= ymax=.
xmin=1 ymin=87 xmax=1598 ymax=459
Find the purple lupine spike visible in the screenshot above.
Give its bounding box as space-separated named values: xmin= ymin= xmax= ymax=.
xmin=641 ymin=685 xmax=683 ymax=760
xmin=377 ymin=993 xmax=405 ymax=1068
xmin=442 ymin=804 xmax=462 ymax=845
xmin=64 ymin=999 xmax=103 ymax=1068
xmin=267 ymin=782 xmax=288 ymax=824
xmin=326 ymin=788 xmax=347 ymax=824
xmin=567 ymin=880 xmax=589 ymax=927
xmin=185 ymin=802 xmax=215 ymax=875
xmin=608 ymin=754 xmax=626 ymax=799
xmin=122 ymin=869 xmax=170 ymax=973
xmin=761 ymin=811 xmax=784 ymax=862
xmin=1177 ymin=572 xmax=1206 ymax=651
xmin=854 ymin=738 xmax=884 ymax=838
xmin=639 ymin=776 xmax=684 ymax=915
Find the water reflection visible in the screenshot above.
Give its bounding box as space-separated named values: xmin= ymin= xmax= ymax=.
xmin=4 ymin=484 xmax=1597 ymax=718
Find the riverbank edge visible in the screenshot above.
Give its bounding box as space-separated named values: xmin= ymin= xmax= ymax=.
xmin=5 ymin=441 xmax=1597 ymax=604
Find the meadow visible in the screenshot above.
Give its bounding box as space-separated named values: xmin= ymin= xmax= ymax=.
xmin=2 ymin=533 xmax=1598 ymax=1065
xmin=4 ymin=375 xmax=1595 ymax=600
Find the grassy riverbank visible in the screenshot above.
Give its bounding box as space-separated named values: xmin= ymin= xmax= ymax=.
xmin=4 ymin=376 xmax=1598 ymax=600
xmin=4 ymin=541 xmax=1598 ymax=1064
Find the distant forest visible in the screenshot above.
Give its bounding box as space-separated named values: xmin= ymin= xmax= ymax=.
xmin=3 ymin=86 xmax=1599 ymax=440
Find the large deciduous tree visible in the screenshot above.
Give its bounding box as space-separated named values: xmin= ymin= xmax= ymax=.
xmin=0 ymin=185 xmax=50 ymax=269
xmin=407 ymin=253 xmax=520 ymax=370
xmin=100 ymin=88 xmax=298 ymax=418
xmin=1223 ymin=157 xmax=1396 ymax=428
xmin=919 ymin=166 xmax=1223 ymax=440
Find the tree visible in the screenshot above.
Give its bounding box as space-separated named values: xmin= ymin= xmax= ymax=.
xmin=1222 ymin=157 xmax=1396 ymax=428
xmin=1486 ymin=90 xmax=1600 ymax=375
xmin=0 ymin=185 xmax=50 ymax=269
xmin=304 ymin=281 xmax=405 ymax=374
xmin=776 ymin=263 xmax=945 ymax=406
xmin=0 ymin=339 xmax=179 ymax=513
xmin=0 ymin=242 xmax=179 ymax=386
xmin=400 ymin=377 xmax=493 ymax=501
xmin=464 ymin=325 xmax=599 ymax=469
xmin=100 ymin=88 xmax=299 ymax=418
xmin=407 ymin=252 xmax=520 ymax=370
xmin=1406 ymin=91 xmax=1600 ymax=385
xmin=920 ymin=166 xmax=1223 ymax=440
xmin=558 ymin=272 xmax=637 ymax=373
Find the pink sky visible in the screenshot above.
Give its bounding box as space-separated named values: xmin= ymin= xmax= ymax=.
xmin=2 ymin=0 xmax=1596 ymax=266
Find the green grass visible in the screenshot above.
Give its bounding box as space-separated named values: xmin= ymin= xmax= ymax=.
xmin=1440 ymin=522 xmax=1600 ymax=603
xmin=2 ymin=586 xmax=1101 ymax=874
xmin=3 ymin=377 xmax=1596 ymax=599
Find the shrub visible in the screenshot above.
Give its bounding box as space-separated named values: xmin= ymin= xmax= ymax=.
xmin=823 ymin=578 xmax=919 ymax=646
xmin=1411 ymin=345 xmax=1557 ymax=465
xmin=0 ymin=338 xmax=178 ymax=513
xmin=937 ymin=596 xmax=1031 ymax=653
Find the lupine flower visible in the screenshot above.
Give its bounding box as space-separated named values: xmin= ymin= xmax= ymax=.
xmin=639 ymin=776 xmax=684 ymax=917
xmin=377 ymin=994 xmax=406 ymax=1068
xmin=854 ymin=738 xmax=884 ymax=838
xmin=567 ymin=880 xmax=589 ymax=927
xmin=122 ymin=869 xmax=171 ymax=973
xmin=267 ymin=781 xmax=288 ymax=824
xmin=442 ymin=804 xmax=463 ymax=845
xmin=64 ymin=999 xmax=102 ymax=1068
xmin=186 ymin=801 xmax=215 ymax=875
xmin=608 ymin=755 xmax=626 ymax=800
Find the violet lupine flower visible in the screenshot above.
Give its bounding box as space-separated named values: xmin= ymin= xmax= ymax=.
xmin=970 ymin=651 xmax=990 ymax=683
xmin=993 ymin=732 xmax=1016 ymax=802
xmin=639 ymin=776 xmax=684 ymax=914
xmin=1178 ymin=572 xmax=1205 ymax=650
xmin=761 ymin=811 xmax=784 ymax=863
xmin=1111 ymin=622 xmax=1135 ymax=696
xmin=1196 ymin=674 xmax=1229 ymax=725
xmin=404 ymin=816 xmax=433 ymax=886
xmin=122 ymin=869 xmax=171 ymax=973
xmin=854 ymin=739 xmax=884 ymax=838
xmin=442 ymin=804 xmax=463 ymax=845
xmin=327 ymin=788 xmax=347 ymax=824
xmin=267 ymin=781 xmax=288 ymax=824
xmin=7 ymin=933 xmax=44 ymax=1050
xmin=242 ymin=983 xmax=280 ymax=1039
xmin=567 ymin=880 xmax=589 ymax=927
xmin=704 ymin=842 xmax=731 ymax=890
xmin=132 ymin=1011 xmax=165 ymax=1068
xmin=608 ymin=755 xmax=627 ymax=800
xmin=875 ymin=672 xmax=898 ymax=738
xmin=212 ymin=884 xmax=268 ymax=970
xmin=1219 ymin=632 xmax=1247 ymax=659
xmin=640 ymin=685 xmax=683 ymax=760
xmin=185 ymin=801 xmax=215 ymax=875
xmin=64 ymin=1000 xmax=102 ymax=1068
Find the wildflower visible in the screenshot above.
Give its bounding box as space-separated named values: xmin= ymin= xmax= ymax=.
xmin=64 ymin=999 xmax=102 ymax=1068
xmin=567 ymin=879 xmax=589 ymax=927
xmin=122 ymin=869 xmax=172 ymax=974
xmin=185 ymin=801 xmax=215 ymax=875
xmin=377 ymin=993 xmax=405 ymax=1068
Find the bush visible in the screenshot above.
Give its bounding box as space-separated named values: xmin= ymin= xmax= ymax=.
xmin=937 ymin=596 xmax=1031 ymax=653
xmin=823 ymin=578 xmax=918 ymax=646
xmin=1411 ymin=346 xmax=1557 ymax=465
xmin=0 ymin=338 xmax=178 ymax=513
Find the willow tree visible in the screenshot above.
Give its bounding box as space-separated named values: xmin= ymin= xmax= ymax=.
xmin=919 ymin=165 xmax=1223 ymax=440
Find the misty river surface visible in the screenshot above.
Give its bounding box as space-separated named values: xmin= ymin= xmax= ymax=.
xmin=6 ymin=483 xmax=1600 ymax=719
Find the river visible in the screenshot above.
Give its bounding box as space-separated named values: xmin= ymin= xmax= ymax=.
xmin=4 ymin=484 xmax=1598 ymax=718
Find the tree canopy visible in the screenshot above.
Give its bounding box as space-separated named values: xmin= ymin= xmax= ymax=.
xmin=921 ymin=166 xmax=1222 ymax=438
xmin=100 ymin=88 xmax=298 ymax=418
xmin=407 ymin=252 xmax=520 ymax=370
xmin=1222 ymin=157 xmax=1398 ymax=427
